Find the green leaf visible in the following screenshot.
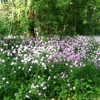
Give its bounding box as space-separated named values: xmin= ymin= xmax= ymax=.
xmin=83 ymin=20 xmax=87 ymax=24
xmin=88 ymin=79 xmax=92 ymax=83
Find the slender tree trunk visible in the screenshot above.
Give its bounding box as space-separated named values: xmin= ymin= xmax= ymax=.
xmin=10 ymin=0 xmax=14 ymax=34
xmin=27 ymin=0 xmax=35 ymax=37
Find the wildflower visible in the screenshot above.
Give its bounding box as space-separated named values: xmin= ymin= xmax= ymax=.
xmin=21 ymin=60 xmax=24 ymax=63
xmin=38 ymin=92 xmax=42 ymax=96
xmin=2 ymin=59 xmax=5 ymax=63
xmin=24 ymin=46 xmax=28 ymax=51
xmin=52 ymin=52 xmax=58 ymax=57
xmin=59 ymin=52 xmax=63 ymax=56
xmin=44 ymin=67 xmax=47 ymax=70
xmin=28 ymin=68 xmax=31 ymax=72
xmin=40 ymin=83 xmax=44 ymax=87
xmin=66 ymin=75 xmax=68 ymax=78
xmin=75 ymin=54 xmax=80 ymax=61
xmin=3 ymin=77 xmax=6 ymax=80
xmin=31 ymin=83 xmax=36 ymax=88
xmin=54 ymin=76 xmax=56 ymax=79
xmin=11 ymin=62 xmax=16 ymax=65
xmin=67 ymin=83 xmax=70 ymax=87
xmin=16 ymin=45 xmax=19 ymax=48
xmin=11 ymin=46 xmax=14 ymax=49
xmin=70 ymin=70 xmax=73 ymax=72
xmin=62 ymin=75 xmax=65 ymax=78
xmin=13 ymin=71 xmax=16 ymax=73
xmin=48 ymin=55 xmax=52 ymax=59
xmin=52 ymin=65 xmax=54 ymax=67
xmin=0 ymin=48 xmax=3 ymax=52
xmin=22 ymin=68 xmax=24 ymax=70
xmin=46 ymin=54 xmax=49 ymax=57
xmin=38 ymin=76 xmax=40 ymax=79
xmin=12 ymin=50 xmax=16 ymax=54
xmin=29 ymin=90 xmax=32 ymax=93
xmin=43 ymin=64 xmax=46 ymax=68
xmin=30 ymin=66 xmax=32 ymax=68
xmin=54 ymin=58 xmax=58 ymax=63
xmin=49 ymin=69 xmax=51 ymax=72
xmin=73 ymin=86 xmax=76 ymax=90
xmin=36 ymin=85 xmax=39 ymax=88
xmin=42 ymin=86 xmax=47 ymax=90
xmin=26 ymin=94 xmax=30 ymax=99
xmin=34 ymin=60 xmax=38 ymax=63
xmin=14 ymin=93 xmax=17 ymax=96
xmin=32 ymin=61 xmax=34 ymax=64
xmin=6 ymin=81 xmax=9 ymax=84
xmin=47 ymin=76 xmax=50 ymax=81
xmin=61 ymin=46 xmax=65 ymax=50
xmin=70 ymin=65 xmax=73 ymax=68
xmin=65 ymin=63 xmax=68 ymax=66
xmin=83 ymin=64 xmax=85 ymax=67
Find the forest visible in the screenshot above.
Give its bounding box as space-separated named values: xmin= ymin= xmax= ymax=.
xmin=0 ymin=0 xmax=100 ymax=37
xmin=0 ymin=0 xmax=100 ymax=100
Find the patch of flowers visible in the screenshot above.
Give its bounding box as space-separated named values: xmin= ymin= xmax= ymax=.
xmin=0 ymin=35 xmax=100 ymax=99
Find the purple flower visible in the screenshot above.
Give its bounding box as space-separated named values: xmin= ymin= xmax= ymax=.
xmin=75 ymin=54 xmax=81 ymax=61
xmin=54 ymin=58 xmax=58 ymax=63
xmin=69 ymin=55 xmax=74 ymax=60
xmin=67 ymin=83 xmax=70 ymax=87
xmin=61 ymin=46 xmax=65 ymax=50
xmin=59 ymin=52 xmax=63 ymax=57
xmin=52 ymin=52 xmax=58 ymax=58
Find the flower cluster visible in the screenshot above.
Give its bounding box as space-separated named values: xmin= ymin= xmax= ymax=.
xmin=0 ymin=35 xmax=100 ymax=99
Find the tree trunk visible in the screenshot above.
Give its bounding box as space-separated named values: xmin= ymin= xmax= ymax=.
xmin=27 ymin=0 xmax=35 ymax=37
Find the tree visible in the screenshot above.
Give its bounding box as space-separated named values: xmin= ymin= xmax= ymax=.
xmin=27 ymin=0 xmax=35 ymax=37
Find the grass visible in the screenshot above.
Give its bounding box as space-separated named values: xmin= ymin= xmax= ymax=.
xmin=0 ymin=35 xmax=100 ymax=100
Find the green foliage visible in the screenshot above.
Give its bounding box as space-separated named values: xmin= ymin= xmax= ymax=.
xmin=12 ymin=1 xmax=28 ymax=35
xmin=30 ymin=0 xmax=100 ymax=36
xmin=0 ymin=14 xmax=10 ymax=36
xmin=13 ymin=11 xmax=28 ymax=35
xmin=0 ymin=36 xmax=100 ymax=99
xmin=0 ymin=0 xmax=29 ymax=36
xmin=1 ymin=0 xmax=100 ymax=36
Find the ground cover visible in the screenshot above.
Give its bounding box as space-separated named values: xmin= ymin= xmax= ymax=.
xmin=0 ymin=35 xmax=100 ymax=100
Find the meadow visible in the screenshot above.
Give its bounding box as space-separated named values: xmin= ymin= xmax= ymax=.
xmin=0 ymin=35 xmax=100 ymax=100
